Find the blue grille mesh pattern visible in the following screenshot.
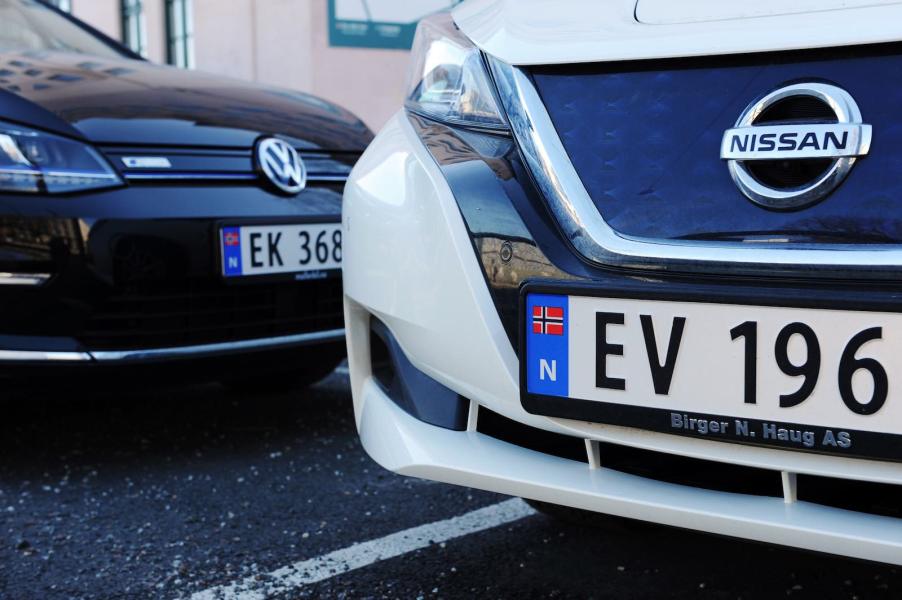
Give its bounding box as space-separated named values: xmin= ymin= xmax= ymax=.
xmin=530 ymin=47 xmax=902 ymax=244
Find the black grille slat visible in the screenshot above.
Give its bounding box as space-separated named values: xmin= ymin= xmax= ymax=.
xmin=86 ymin=303 xmax=276 ymax=321
xmin=79 ymin=278 xmax=343 ymax=350
xmin=83 ymin=317 xmax=331 ymax=338
xmin=797 ymin=474 xmax=902 ymax=519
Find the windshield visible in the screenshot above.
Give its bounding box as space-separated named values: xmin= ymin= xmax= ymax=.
xmin=0 ymin=0 xmax=126 ymax=57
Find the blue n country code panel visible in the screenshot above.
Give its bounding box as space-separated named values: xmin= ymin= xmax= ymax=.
xmin=525 ymin=293 xmax=569 ymax=398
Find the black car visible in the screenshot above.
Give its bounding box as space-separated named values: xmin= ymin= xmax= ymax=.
xmin=0 ymin=0 xmax=371 ymax=387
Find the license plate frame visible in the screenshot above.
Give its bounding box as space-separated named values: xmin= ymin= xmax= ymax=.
xmin=216 ymin=218 xmax=341 ymax=283
xmin=519 ymin=280 xmax=902 ymax=462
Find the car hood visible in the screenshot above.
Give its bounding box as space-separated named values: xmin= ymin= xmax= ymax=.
xmin=0 ymin=51 xmax=372 ymax=151
xmin=452 ymin=0 xmax=902 ymax=65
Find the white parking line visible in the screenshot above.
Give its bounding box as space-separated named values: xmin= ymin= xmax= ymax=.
xmin=189 ymin=498 xmax=536 ymax=600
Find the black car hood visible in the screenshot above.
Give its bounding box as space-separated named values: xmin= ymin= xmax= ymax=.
xmin=0 ymin=51 xmax=372 ymax=151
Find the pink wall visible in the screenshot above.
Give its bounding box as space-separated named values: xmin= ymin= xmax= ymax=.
xmin=308 ymin=0 xmax=411 ymax=132
xmin=73 ymin=0 xmax=165 ymax=63
xmin=72 ymin=0 xmax=120 ymax=40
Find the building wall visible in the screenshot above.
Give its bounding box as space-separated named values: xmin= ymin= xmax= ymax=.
xmin=73 ymin=0 xmax=165 ymax=63
xmin=192 ymin=0 xmax=258 ymax=83
xmin=143 ymin=0 xmax=166 ymax=64
xmin=70 ymin=0 xmax=413 ymax=132
xmin=309 ymin=0 xmax=410 ymax=134
xmin=252 ymin=0 xmax=316 ymax=92
xmin=71 ymin=0 xmax=120 ymax=40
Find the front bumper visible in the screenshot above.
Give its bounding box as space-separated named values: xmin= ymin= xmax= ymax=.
xmin=343 ymin=111 xmax=902 ymax=564
xmin=357 ymin=376 xmax=902 ymax=564
xmin=0 ymin=178 xmax=346 ymax=372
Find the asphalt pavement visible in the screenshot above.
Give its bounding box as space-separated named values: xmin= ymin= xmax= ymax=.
xmin=1 ymin=368 xmax=900 ymax=599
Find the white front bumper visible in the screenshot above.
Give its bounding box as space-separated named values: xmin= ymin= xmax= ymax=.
xmin=342 ymin=111 xmax=902 ymax=565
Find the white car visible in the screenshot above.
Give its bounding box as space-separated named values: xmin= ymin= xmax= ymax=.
xmin=343 ymin=0 xmax=902 ymax=564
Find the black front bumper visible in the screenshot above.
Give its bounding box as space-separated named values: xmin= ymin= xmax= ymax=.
xmin=0 ymin=180 xmax=346 ymax=374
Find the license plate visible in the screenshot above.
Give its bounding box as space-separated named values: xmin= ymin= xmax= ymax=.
xmin=220 ymin=222 xmax=341 ymax=278
xmin=521 ymin=286 xmax=902 ymax=462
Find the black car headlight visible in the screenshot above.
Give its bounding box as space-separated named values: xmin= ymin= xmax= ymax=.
xmin=404 ymin=12 xmax=508 ymax=133
xmin=0 ymin=120 xmax=121 ymax=194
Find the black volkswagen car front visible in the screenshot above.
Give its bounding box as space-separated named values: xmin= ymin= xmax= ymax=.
xmin=0 ymin=0 xmax=371 ymax=387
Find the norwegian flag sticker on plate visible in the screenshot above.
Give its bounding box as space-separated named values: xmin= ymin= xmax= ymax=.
xmin=533 ymin=305 xmax=564 ymax=335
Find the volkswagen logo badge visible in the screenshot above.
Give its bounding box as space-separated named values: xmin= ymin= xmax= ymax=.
xmin=255 ymin=137 xmax=307 ymax=196
xmin=721 ymin=82 xmax=871 ymax=210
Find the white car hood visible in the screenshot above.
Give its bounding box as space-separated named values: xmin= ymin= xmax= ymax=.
xmin=452 ymin=0 xmax=902 ymax=66
xmin=637 ymin=0 xmax=902 ymax=25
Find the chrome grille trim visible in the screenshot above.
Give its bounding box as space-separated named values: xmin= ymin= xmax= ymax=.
xmin=122 ymin=172 xmax=347 ymax=183
xmin=123 ymin=172 xmax=257 ymax=182
xmin=0 ymin=330 xmax=345 ymax=363
xmin=90 ymin=328 xmax=345 ymax=361
xmin=489 ymin=57 xmax=902 ymax=279
xmin=102 ymin=146 xmax=352 ymax=185
xmin=0 ymin=350 xmax=91 ymax=361
xmin=0 ymin=272 xmax=50 ymax=285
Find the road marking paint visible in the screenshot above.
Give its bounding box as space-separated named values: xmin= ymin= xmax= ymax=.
xmin=189 ymin=498 xmax=535 ymax=600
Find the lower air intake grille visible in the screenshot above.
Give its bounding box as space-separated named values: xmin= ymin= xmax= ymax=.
xmin=478 ymin=407 xmax=902 ymax=518
xmin=797 ymin=474 xmax=902 ymax=519
xmin=596 ymin=441 xmax=783 ymax=498
xmin=79 ymin=277 xmax=343 ymax=350
xmin=477 ymin=406 xmax=589 ymax=464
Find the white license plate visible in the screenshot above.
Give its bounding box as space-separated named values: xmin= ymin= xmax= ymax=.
xmin=522 ymin=288 xmax=902 ymax=461
xmin=220 ymin=222 xmax=341 ymax=278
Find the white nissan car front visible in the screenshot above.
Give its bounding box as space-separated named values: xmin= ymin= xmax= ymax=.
xmin=343 ymin=0 xmax=902 ymax=564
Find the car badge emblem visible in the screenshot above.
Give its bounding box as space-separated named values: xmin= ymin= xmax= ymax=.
xmin=720 ymin=82 xmax=871 ymax=210
xmin=121 ymin=156 xmax=172 ymax=169
xmin=255 ymin=137 xmax=307 ymax=196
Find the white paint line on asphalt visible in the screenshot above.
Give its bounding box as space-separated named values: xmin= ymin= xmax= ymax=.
xmin=189 ymin=498 xmax=536 ymax=600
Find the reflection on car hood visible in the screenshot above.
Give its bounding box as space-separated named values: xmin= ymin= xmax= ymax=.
xmin=0 ymin=51 xmax=372 ymax=151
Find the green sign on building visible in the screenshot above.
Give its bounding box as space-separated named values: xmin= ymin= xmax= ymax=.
xmin=328 ymin=0 xmax=462 ymax=50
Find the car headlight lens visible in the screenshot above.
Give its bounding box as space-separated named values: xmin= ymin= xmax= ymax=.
xmin=0 ymin=121 xmax=121 ymax=194
xmin=405 ymin=12 xmax=508 ymax=132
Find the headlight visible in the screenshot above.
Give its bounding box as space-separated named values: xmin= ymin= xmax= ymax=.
xmin=405 ymin=12 xmax=508 ymax=132
xmin=0 ymin=121 xmax=121 ymax=194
